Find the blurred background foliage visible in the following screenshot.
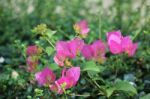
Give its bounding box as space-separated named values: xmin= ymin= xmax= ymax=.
xmin=0 ymin=0 xmax=150 ymax=98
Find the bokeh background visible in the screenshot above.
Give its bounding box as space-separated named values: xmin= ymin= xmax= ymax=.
xmin=0 ymin=0 xmax=150 ymax=98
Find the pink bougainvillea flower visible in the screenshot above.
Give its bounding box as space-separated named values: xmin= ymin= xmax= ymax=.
xmin=107 ymin=30 xmax=138 ymax=56
xmin=122 ymin=36 xmax=138 ymax=56
xmin=55 ymin=41 xmax=71 ymax=58
xmin=68 ymin=38 xmax=85 ymax=57
xmin=81 ymin=40 xmax=106 ymax=63
xmin=50 ymin=67 xmax=80 ymax=94
xmin=91 ymin=40 xmax=106 ymax=57
xmin=74 ymin=20 xmax=90 ymax=38
xmin=81 ymin=45 xmax=93 ymax=60
xmin=91 ymin=40 xmax=106 ymax=63
xmin=35 ymin=67 xmax=56 ymax=86
xmin=51 ymin=76 xmax=74 ymax=94
xmin=53 ymin=53 xmax=66 ymax=67
xmin=107 ymin=31 xmax=123 ymax=54
xmin=54 ymin=38 xmax=84 ymax=66
xmin=26 ymin=45 xmax=41 ymax=56
xmin=66 ymin=67 xmax=80 ymax=86
xmin=26 ymin=56 xmax=38 ymax=72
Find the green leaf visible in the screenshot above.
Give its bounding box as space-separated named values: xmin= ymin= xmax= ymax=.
xmin=45 ymin=30 xmax=56 ymax=39
xmin=34 ymin=88 xmax=43 ymax=97
xmin=140 ymin=93 xmax=150 ymax=99
xmin=114 ymin=80 xmax=137 ymax=95
xmin=49 ymin=63 xmax=59 ymax=71
xmin=45 ymin=47 xmax=54 ymax=56
xmin=82 ymin=61 xmax=105 ymax=73
xmin=106 ymin=87 xmax=115 ymax=97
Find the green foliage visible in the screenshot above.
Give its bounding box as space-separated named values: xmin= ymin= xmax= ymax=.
xmin=106 ymin=80 xmax=137 ymax=97
xmin=114 ymin=80 xmax=137 ymax=95
xmin=34 ymin=88 xmax=43 ymax=97
xmin=82 ymin=61 xmax=105 ymax=73
xmin=140 ymin=93 xmax=150 ymax=99
xmin=0 ymin=0 xmax=149 ymax=98
xmin=45 ymin=47 xmax=54 ymax=56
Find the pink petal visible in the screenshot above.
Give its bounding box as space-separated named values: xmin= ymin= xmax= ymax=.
xmin=81 ymin=28 xmax=90 ymax=34
xmin=91 ymin=40 xmax=106 ymax=57
xmin=107 ymin=30 xmax=122 ymax=40
xmin=26 ymin=45 xmax=39 ymax=56
xmin=122 ymin=36 xmax=132 ymax=50
xmin=50 ymin=67 xmax=80 ymax=94
xmin=109 ymin=40 xmax=123 ymax=54
xmin=53 ymin=53 xmax=65 ymax=66
xmin=74 ymin=20 xmax=90 ymax=36
xmin=69 ymin=38 xmax=85 ymax=58
xmin=35 ymin=67 xmax=56 ymax=86
xmin=78 ymin=20 xmax=89 ymax=29
xmin=128 ymin=43 xmax=138 ymax=56
xmin=81 ymin=45 xmax=93 ymax=59
xmin=107 ymin=31 xmax=123 ymax=54
xmin=122 ymin=36 xmax=138 ymax=56
xmin=66 ymin=67 xmax=80 ymax=85
xmin=50 ymin=76 xmax=74 ymax=94
xmin=56 ymin=41 xmax=70 ymax=57
xmin=26 ymin=56 xmax=38 ymax=72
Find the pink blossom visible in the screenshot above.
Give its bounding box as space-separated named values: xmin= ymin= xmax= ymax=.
xmin=35 ymin=67 xmax=56 ymax=86
xmin=68 ymin=38 xmax=85 ymax=57
xmin=54 ymin=38 xmax=84 ymax=66
xmin=74 ymin=20 xmax=90 ymax=38
xmin=50 ymin=67 xmax=80 ymax=94
xmin=50 ymin=76 xmax=74 ymax=94
xmin=55 ymin=41 xmax=71 ymax=58
xmin=91 ymin=40 xmax=106 ymax=63
xmin=107 ymin=30 xmax=138 ymax=56
xmin=81 ymin=45 xmax=93 ymax=60
xmin=26 ymin=56 xmax=38 ymax=72
xmin=26 ymin=45 xmax=41 ymax=56
xmin=81 ymin=40 xmax=106 ymax=63
xmin=91 ymin=40 xmax=106 ymax=57
xmin=53 ymin=53 xmax=66 ymax=67
xmin=107 ymin=31 xmax=123 ymax=54
xmin=122 ymin=36 xmax=138 ymax=56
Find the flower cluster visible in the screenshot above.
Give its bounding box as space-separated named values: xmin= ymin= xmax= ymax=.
xmin=35 ymin=66 xmax=80 ymax=94
xmin=54 ymin=38 xmax=84 ymax=67
xmin=26 ymin=20 xmax=138 ymax=95
xmin=73 ymin=20 xmax=90 ymax=38
xmin=26 ymin=45 xmax=42 ymax=72
xmin=50 ymin=67 xmax=80 ymax=94
xmin=81 ymin=40 xmax=106 ymax=63
xmin=107 ymin=31 xmax=138 ymax=56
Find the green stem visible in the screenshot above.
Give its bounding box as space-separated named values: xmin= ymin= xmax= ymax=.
xmin=87 ymin=73 xmax=105 ymax=95
xmin=57 ymin=27 xmax=70 ymax=39
xmin=68 ymin=93 xmax=90 ymax=97
xmin=62 ymin=87 xmax=68 ymax=99
xmin=99 ymin=12 xmax=102 ymax=39
xmin=98 ymin=1 xmax=102 ymax=39
xmin=132 ymin=30 xmax=141 ymax=40
xmin=45 ymin=38 xmax=55 ymax=49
